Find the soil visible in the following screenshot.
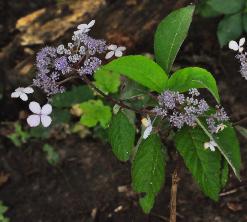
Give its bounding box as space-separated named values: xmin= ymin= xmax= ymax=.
xmin=0 ymin=1 xmax=247 ymax=222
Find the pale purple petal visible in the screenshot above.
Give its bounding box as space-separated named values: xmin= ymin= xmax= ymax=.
xmin=143 ymin=126 xmax=152 ymax=139
xmin=27 ymin=114 xmax=40 ymax=127
xmin=23 ymin=87 xmax=34 ymax=94
xmin=29 ymin=101 xmax=41 ymax=114
xmin=107 ymin=44 xmax=117 ymax=50
xmin=77 ymin=24 xmax=87 ymax=30
xmin=115 ymin=50 xmax=123 ymax=57
xmin=117 ymin=46 xmax=126 ymax=51
xmin=87 ymin=20 xmax=95 ymax=28
xmin=11 ymin=91 xmax=21 ymax=98
xmin=105 ymin=51 xmax=115 ymax=59
xmin=41 ymin=104 xmax=52 ymax=115
xmin=20 ymin=93 xmax=28 ymax=101
xmin=41 ymin=115 xmax=52 ymax=127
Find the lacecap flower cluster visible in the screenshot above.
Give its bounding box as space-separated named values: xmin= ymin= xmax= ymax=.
xmin=11 ymin=20 xmax=126 ymax=127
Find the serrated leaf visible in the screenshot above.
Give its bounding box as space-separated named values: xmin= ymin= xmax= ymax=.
xmin=101 ymin=55 xmax=168 ymax=92
xmin=167 ymin=67 xmax=220 ymax=103
xmin=79 ymin=100 xmax=112 ymax=128
xmin=132 ymin=134 xmax=165 ymax=213
xmin=208 ymin=0 xmax=244 ymax=14
xmin=52 ymin=85 xmax=94 ymax=108
xmin=109 ymin=111 xmax=135 ymax=161
xmin=196 ymin=119 xmax=241 ymax=179
xmin=154 ymin=5 xmax=195 ymax=74
xmin=217 ymin=13 xmax=243 ymax=47
xmin=175 ymin=126 xmax=221 ymax=200
xmin=94 ymin=69 xmax=121 ymax=94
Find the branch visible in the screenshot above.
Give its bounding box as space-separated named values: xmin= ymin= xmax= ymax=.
xmin=82 ymin=75 xmax=152 ymax=115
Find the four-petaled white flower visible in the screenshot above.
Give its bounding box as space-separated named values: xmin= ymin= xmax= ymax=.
xmin=204 ymin=140 xmax=218 ymax=152
xmin=229 ymin=38 xmax=245 ymax=53
xmin=11 ymin=87 xmax=34 ymax=101
xmin=74 ymin=20 xmax=95 ymax=35
xmin=142 ymin=116 xmax=153 ymax=139
xmin=105 ymin=45 xmax=126 ymax=59
xmin=27 ymin=101 xmax=52 ymax=128
xmin=216 ymin=123 xmax=227 ymax=133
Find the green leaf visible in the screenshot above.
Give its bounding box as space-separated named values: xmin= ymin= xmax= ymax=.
xmin=214 ymin=126 xmax=241 ymax=179
xmin=208 ymin=0 xmax=245 ymax=14
xmin=139 ymin=193 xmax=155 ymax=214
xmin=109 ymin=111 xmax=135 ymax=161
xmin=196 ymin=119 xmax=241 ymax=179
xmin=167 ymin=67 xmax=220 ymax=103
xmin=101 ymin=55 xmax=168 ymax=92
xmin=43 ymin=144 xmax=60 ymax=165
xmin=94 ymin=69 xmax=121 ymax=94
xmin=243 ymin=13 xmax=247 ymax=33
xmin=235 ymin=125 xmax=247 ymax=139
xmin=132 ymin=134 xmax=165 ymax=213
xmin=52 ymin=85 xmax=94 ymax=108
xmin=196 ymin=1 xmax=222 ymax=18
xmin=221 ymin=159 xmax=229 ymax=188
xmin=217 ymin=13 xmax=243 ymax=47
xmin=79 ymin=100 xmax=112 ymax=128
xmin=154 ymin=5 xmax=195 ymax=73
xmin=175 ymin=126 xmax=221 ymax=200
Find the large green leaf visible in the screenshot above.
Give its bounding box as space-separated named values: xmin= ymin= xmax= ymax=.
xmin=94 ymin=69 xmax=121 ymax=94
xmin=154 ymin=5 xmax=195 ymax=74
xmin=132 ymin=134 xmax=165 ymax=213
xmin=167 ymin=67 xmax=220 ymax=103
xmin=109 ymin=111 xmax=135 ymax=161
xmin=217 ymin=13 xmax=243 ymax=47
xmin=52 ymin=85 xmax=93 ymax=108
xmin=79 ymin=100 xmax=112 ymax=128
xmin=175 ymin=126 xmax=221 ymax=200
xmin=214 ymin=126 xmax=241 ymax=179
xmin=101 ymin=55 xmax=168 ymax=92
xmin=196 ymin=119 xmax=241 ymax=179
xmin=208 ymin=0 xmax=245 ymax=14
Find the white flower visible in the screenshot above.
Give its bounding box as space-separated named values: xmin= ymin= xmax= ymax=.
xmin=142 ymin=116 xmax=153 ymax=139
xmin=74 ymin=20 xmax=95 ymax=35
xmin=11 ymin=87 xmax=34 ymax=101
xmin=204 ymin=140 xmax=218 ymax=152
xmin=216 ymin=123 xmax=227 ymax=133
xmin=229 ymin=38 xmax=245 ymax=53
xmin=105 ymin=45 xmax=126 ymax=59
xmin=27 ymin=101 xmax=52 ymax=128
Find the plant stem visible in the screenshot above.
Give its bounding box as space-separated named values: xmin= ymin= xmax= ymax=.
xmin=82 ymin=75 xmax=152 ymax=115
xmin=169 ymin=161 xmax=180 ymax=222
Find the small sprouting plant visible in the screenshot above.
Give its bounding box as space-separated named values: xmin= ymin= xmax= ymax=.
xmin=11 ymin=5 xmax=245 ymax=220
xmin=0 ymin=201 xmax=9 ymax=222
xmin=7 ymin=122 xmax=30 ymax=147
xmin=197 ymin=0 xmax=247 ymax=47
xmin=43 ymin=144 xmax=60 ymax=165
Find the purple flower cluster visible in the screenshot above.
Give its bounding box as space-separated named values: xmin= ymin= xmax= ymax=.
xmin=32 ymin=20 xmax=122 ymax=97
xmin=236 ymin=53 xmax=247 ymax=80
xmin=206 ymin=106 xmax=229 ymax=133
xmin=153 ymin=89 xmax=228 ymax=132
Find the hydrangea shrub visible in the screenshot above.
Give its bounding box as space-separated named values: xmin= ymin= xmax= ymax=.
xmin=11 ymin=5 xmax=244 ymax=214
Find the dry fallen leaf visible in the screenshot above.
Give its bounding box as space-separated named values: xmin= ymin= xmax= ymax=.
xmin=0 ymin=172 xmax=10 ymax=187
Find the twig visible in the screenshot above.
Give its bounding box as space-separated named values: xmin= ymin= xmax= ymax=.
xmin=82 ymin=75 xmax=152 ymax=115
xmin=169 ymin=160 xmax=180 ymax=222
xmin=233 ymin=116 xmax=247 ymax=126
xmin=57 ymin=75 xmax=79 ymax=85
